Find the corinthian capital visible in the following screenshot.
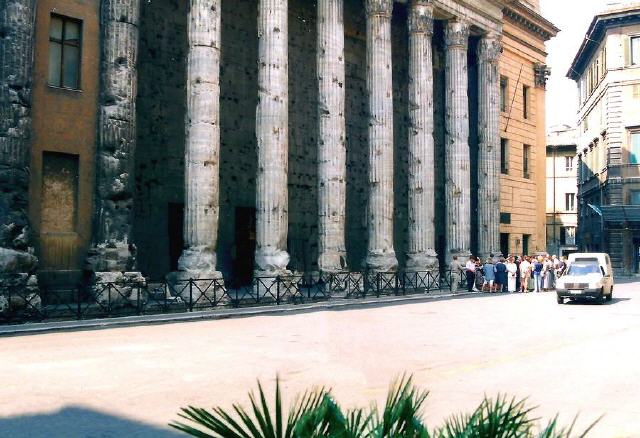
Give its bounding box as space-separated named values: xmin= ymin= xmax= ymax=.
xmin=408 ymin=0 xmax=434 ymax=35
xmin=444 ymin=19 xmax=470 ymax=49
xmin=477 ymin=34 xmax=502 ymax=63
xmin=365 ymin=0 xmax=393 ymax=17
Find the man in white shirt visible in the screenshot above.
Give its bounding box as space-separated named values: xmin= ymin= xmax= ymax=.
xmin=465 ymin=256 xmax=477 ymax=292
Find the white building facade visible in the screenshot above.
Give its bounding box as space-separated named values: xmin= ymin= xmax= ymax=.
xmin=568 ymin=3 xmax=640 ymax=274
xmin=546 ymin=125 xmax=578 ymax=257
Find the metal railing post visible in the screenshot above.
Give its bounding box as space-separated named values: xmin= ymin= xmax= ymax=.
xmin=189 ymin=279 xmax=194 ymax=312
xmin=276 ymin=276 xmax=281 ymax=305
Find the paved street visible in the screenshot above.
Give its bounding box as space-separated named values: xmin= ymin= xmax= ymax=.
xmin=1 ymin=281 xmax=640 ymax=437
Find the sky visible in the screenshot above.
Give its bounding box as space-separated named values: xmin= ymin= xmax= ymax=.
xmin=540 ymin=0 xmax=625 ymax=129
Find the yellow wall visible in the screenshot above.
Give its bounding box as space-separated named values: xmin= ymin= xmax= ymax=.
xmin=29 ymin=0 xmax=100 ymax=277
xmin=499 ymin=19 xmax=550 ymax=255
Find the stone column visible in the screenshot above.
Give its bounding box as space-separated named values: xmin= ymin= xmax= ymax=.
xmin=317 ymin=0 xmax=347 ymax=273
xmin=365 ymin=0 xmax=398 ymax=272
xmin=406 ymin=0 xmax=438 ymax=271
xmin=255 ymin=0 xmax=290 ymax=277
xmin=477 ymin=34 xmax=502 ymax=259
xmin=172 ymin=0 xmax=223 ymax=281
xmin=0 ymin=0 xmax=39 ymax=308
xmin=87 ymin=0 xmax=141 ymax=274
xmin=444 ymin=19 xmax=471 ymax=266
xmin=86 ymin=0 xmax=145 ymax=296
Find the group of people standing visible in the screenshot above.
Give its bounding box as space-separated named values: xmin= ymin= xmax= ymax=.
xmin=456 ymin=254 xmax=567 ymax=293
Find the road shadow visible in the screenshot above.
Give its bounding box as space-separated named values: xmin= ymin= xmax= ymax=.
xmin=564 ymin=297 xmax=631 ymax=306
xmin=0 ymin=406 xmax=183 ymax=438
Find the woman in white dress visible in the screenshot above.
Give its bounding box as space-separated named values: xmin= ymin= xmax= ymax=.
xmin=506 ymin=256 xmax=518 ymax=293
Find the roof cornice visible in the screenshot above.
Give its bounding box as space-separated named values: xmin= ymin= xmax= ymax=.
xmin=502 ymin=1 xmax=559 ymax=42
xmin=567 ymin=7 xmax=640 ymax=80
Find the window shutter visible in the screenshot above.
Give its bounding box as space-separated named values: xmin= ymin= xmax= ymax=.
xmin=624 ymin=36 xmax=631 ymax=66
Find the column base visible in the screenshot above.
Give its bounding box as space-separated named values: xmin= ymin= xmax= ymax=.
xmin=90 ymin=271 xmax=146 ymax=307
xmin=447 ymin=249 xmax=472 ymax=269
xmin=0 ymin=248 xmax=40 ymax=316
xmin=365 ymin=249 xmax=398 ymax=272
xmin=405 ymin=251 xmax=439 ymax=272
xmin=167 ymin=247 xmax=225 ymax=305
xmin=254 ymin=248 xmax=290 ymax=276
xmin=479 ymin=251 xmax=503 ymax=262
xmin=318 ymin=251 xmax=348 ymax=273
xmin=85 ymin=242 xmax=137 ymax=273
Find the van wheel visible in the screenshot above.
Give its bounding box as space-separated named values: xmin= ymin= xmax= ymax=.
xmin=557 ymin=296 xmax=564 ymax=304
xmin=606 ymin=287 xmax=613 ymax=302
xmin=598 ymin=288 xmax=605 ymax=304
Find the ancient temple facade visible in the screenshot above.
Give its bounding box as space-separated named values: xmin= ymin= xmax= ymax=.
xmin=0 ymin=0 xmax=556 ymax=289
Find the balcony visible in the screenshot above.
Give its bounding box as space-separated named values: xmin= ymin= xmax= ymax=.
xmin=606 ymin=164 xmax=640 ymax=179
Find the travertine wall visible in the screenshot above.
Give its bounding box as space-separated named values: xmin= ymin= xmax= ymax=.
xmin=498 ymin=19 xmax=548 ymax=255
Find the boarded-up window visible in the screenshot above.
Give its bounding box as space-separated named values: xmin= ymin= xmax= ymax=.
xmin=41 ymin=152 xmax=79 ymax=232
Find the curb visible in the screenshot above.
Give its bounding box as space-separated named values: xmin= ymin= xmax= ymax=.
xmin=0 ymin=290 xmax=481 ymax=337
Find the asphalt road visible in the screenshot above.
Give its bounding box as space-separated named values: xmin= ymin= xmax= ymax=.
xmin=1 ymin=281 xmax=639 ymax=437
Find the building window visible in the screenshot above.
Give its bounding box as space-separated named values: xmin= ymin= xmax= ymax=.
xmin=565 ymin=156 xmax=574 ymax=171
xmin=630 ymin=191 xmax=640 ymax=205
xmin=629 ymin=130 xmax=640 ymax=164
xmin=500 ymin=76 xmax=508 ymax=112
xmin=561 ymin=227 xmax=576 ymax=246
xmin=500 ymin=212 xmax=511 ymax=224
xmin=565 ymin=193 xmax=575 ymax=211
xmin=632 ymin=36 xmax=640 ymax=66
xmin=523 ymin=144 xmax=530 ymax=179
xmin=522 ymin=85 xmax=530 ymax=119
xmin=48 ymin=14 xmax=82 ymax=89
xmin=501 ymin=138 xmax=509 ymax=175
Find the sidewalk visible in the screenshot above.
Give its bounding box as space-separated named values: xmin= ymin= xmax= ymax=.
xmin=0 ymin=288 xmax=481 ymax=338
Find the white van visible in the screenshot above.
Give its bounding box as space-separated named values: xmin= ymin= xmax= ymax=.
xmin=556 ymin=253 xmax=614 ymax=304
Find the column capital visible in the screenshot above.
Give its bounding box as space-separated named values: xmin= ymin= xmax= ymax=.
xmin=408 ymin=1 xmax=434 ymax=35
xmin=477 ymin=33 xmax=502 ymax=64
xmin=444 ymin=19 xmax=470 ymax=49
xmin=365 ymin=0 xmax=393 ymax=18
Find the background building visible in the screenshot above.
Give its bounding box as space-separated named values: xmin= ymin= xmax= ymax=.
xmin=568 ymin=3 xmax=640 ymax=274
xmin=499 ymin=1 xmax=558 ymax=257
xmin=546 ymin=124 xmax=578 ymax=256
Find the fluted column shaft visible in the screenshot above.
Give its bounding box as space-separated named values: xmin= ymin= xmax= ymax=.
xmin=317 ymin=0 xmax=347 ymax=273
xmin=177 ymin=0 xmax=222 ymax=279
xmin=406 ymin=0 xmax=438 ymax=271
xmin=365 ymin=0 xmax=398 ymax=272
xmin=444 ymin=19 xmax=471 ymax=266
xmin=88 ymin=0 xmax=141 ymax=272
xmin=0 ymin=0 xmax=39 ymax=283
xmin=255 ymin=0 xmax=290 ymax=275
xmin=477 ymin=34 xmax=502 ymax=259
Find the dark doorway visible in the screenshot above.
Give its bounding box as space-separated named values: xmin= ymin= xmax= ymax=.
xmin=168 ymin=203 xmax=184 ymax=272
xmin=523 ymin=234 xmax=530 ymax=256
xmin=234 ymin=207 xmax=256 ymax=285
xmin=500 ymin=233 xmax=509 ymax=257
xmin=634 ymin=239 xmax=640 ymax=274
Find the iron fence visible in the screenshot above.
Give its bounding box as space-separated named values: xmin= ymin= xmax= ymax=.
xmin=0 ymin=269 xmax=468 ymax=325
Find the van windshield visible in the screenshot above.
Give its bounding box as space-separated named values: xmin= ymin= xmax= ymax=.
xmin=567 ymin=263 xmax=601 ymax=276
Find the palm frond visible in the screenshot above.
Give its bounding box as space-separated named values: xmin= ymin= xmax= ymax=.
xmin=170 ymin=377 xmax=329 ymax=438
xmin=371 ymin=374 xmax=430 ymax=437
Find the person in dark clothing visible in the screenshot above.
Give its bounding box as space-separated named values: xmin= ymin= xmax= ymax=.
xmin=495 ymin=257 xmax=508 ymax=293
